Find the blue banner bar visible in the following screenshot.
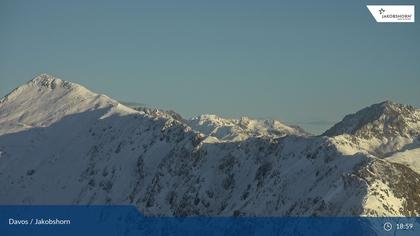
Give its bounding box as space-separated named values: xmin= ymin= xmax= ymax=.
xmin=0 ymin=206 xmax=419 ymax=236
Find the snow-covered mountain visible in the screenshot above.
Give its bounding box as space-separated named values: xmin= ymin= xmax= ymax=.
xmin=187 ymin=114 xmax=308 ymax=141
xmin=0 ymin=74 xmax=134 ymax=135
xmin=123 ymin=106 xmax=308 ymax=141
xmin=324 ymin=101 xmax=420 ymax=157
xmin=0 ymin=74 xmax=419 ymax=217
xmin=132 ymin=106 xmax=186 ymax=123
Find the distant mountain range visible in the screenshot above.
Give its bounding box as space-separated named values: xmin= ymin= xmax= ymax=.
xmin=0 ymin=74 xmax=419 ymax=216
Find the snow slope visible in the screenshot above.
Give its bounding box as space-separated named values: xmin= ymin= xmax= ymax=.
xmin=387 ymin=148 xmax=420 ymax=174
xmin=0 ymin=75 xmax=419 ymax=217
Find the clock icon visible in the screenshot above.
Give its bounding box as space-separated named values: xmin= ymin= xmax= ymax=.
xmin=384 ymin=222 xmax=393 ymax=232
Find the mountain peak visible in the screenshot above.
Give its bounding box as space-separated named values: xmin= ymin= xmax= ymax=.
xmin=29 ymin=74 xmax=75 ymax=90
xmin=31 ymin=73 xmax=58 ymax=82
xmin=193 ymin=114 xmax=221 ymax=121
xmin=379 ymin=100 xmax=396 ymax=106
xmin=323 ymin=101 xmax=419 ymax=139
xmin=0 ymin=75 xmax=127 ymax=132
xmin=376 ymin=100 xmax=414 ymax=113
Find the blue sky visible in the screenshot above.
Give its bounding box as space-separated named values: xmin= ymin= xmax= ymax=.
xmin=1 ymin=0 xmax=419 ymax=133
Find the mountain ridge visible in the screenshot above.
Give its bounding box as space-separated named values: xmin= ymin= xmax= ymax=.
xmin=0 ymin=74 xmax=419 ymax=217
xmin=324 ymin=100 xmax=420 ymax=157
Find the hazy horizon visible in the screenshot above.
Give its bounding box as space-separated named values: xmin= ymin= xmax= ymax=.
xmin=1 ymin=0 xmax=419 ymax=134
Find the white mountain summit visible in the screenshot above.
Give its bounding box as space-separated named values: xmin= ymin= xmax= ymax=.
xmin=187 ymin=114 xmax=309 ymax=141
xmin=0 ymin=74 xmax=419 ymax=216
xmin=0 ymin=74 xmax=133 ymax=135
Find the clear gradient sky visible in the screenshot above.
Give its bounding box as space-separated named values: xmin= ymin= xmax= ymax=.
xmin=1 ymin=0 xmax=419 ymax=134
